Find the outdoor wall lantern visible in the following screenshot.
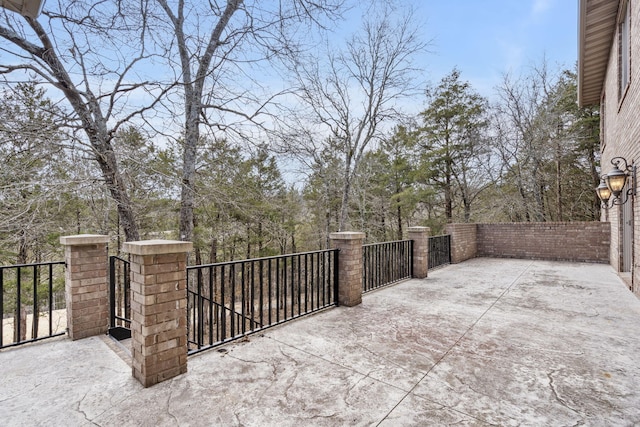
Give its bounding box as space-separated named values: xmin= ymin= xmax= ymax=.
xmin=596 ymin=157 xmax=636 ymax=209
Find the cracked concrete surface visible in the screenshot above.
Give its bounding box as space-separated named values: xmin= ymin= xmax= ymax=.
xmin=2 ymin=258 xmax=640 ymax=426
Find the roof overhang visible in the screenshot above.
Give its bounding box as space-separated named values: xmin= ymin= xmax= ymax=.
xmin=578 ymin=0 xmax=620 ymax=106
xmin=0 ymin=0 xmax=45 ymax=18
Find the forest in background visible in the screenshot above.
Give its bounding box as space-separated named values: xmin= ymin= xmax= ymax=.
xmin=0 ymin=1 xmax=600 ymax=266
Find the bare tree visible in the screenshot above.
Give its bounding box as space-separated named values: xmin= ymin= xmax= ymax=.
xmin=291 ymin=5 xmax=427 ymax=231
xmin=151 ymin=0 xmax=344 ymax=242
xmin=0 ymin=1 xmax=170 ymax=241
xmin=493 ymin=61 xmax=599 ymax=222
xmin=494 ymin=67 xmax=549 ymax=221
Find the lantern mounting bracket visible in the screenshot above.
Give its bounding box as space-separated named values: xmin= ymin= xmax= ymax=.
xmin=597 ymin=157 xmax=636 ymax=209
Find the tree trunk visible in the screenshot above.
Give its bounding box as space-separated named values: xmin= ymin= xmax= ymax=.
xmin=290 ymin=230 xmax=296 ymax=254
xmin=210 ymin=238 xmax=218 ymax=264
xmin=14 ymin=233 xmax=28 ymax=342
xmin=25 ymin=19 xmax=141 ymax=242
xmin=325 ymin=207 xmax=331 ymax=249
xmin=444 ymin=181 xmax=453 ymax=222
xmin=338 ymin=172 xmax=353 ymax=231
xmin=532 ymin=156 xmax=546 ymax=221
xmin=518 ymin=181 xmax=531 ymax=222
xmin=587 ymin=141 xmax=601 ymax=220
xmin=397 ymin=205 xmax=403 ymax=240
xmin=556 ymin=153 xmax=562 ymax=221
xmin=445 ymin=152 xmax=453 ymax=222
xmin=93 ymin=138 xmax=140 ymax=241
xmin=31 ymin=253 xmax=41 ymax=339
xmin=258 ymin=222 xmax=264 ymax=257
xmin=179 ymin=104 xmax=199 ymax=242
xmin=159 ymin=0 xmax=242 ymax=243
xmin=463 ymin=197 xmax=471 ymax=223
xmin=246 ymin=225 xmax=252 ymax=259
xmin=14 ymin=306 xmax=27 ymax=343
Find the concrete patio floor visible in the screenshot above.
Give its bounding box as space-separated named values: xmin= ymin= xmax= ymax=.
xmin=2 ymin=258 xmax=640 ymax=426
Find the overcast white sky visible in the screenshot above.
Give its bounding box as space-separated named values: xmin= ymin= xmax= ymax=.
xmin=411 ymin=0 xmax=578 ymax=98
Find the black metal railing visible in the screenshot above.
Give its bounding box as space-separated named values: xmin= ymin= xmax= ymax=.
xmin=428 ymin=235 xmax=451 ymax=269
xmin=109 ymin=255 xmax=131 ymax=340
xmin=362 ymin=240 xmax=413 ymax=293
xmin=186 ymin=249 xmax=339 ymax=354
xmin=0 ymin=261 xmax=66 ymax=349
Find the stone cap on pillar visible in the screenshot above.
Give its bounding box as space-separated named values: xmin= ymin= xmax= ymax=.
xmin=122 ymin=240 xmax=193 ymax=256
xmin=60 ymin=234 xmax=110 ymax=246
xmin=329 ymin=232 xmax=365 ymax=241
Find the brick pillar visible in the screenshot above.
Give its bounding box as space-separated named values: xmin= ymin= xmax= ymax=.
xmin=330 ymin=232 xmax=365 ymax=307
xmin=408 ymin=226 xmax=430 ymax=279
xmin=445 ymin=223 xmax=478 ymax=263
xmin=60 ymin=234 xmax=110 ymax=340
xmin=122 ymin=240 xmax=192 ymax=388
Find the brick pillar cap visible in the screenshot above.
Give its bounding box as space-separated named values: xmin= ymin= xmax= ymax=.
xmin=122 ymin=239 xmax=193 ymax=255
xmin=329 ymin=232 xmax=366 ymax=240
xmin=60 ymin=234 xmax=110 ymax=246
xmin=408 ymin=226 xmax=430 ymax=232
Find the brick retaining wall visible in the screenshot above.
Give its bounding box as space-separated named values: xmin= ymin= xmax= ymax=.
xmin=446 ymin=222 xmax=610 ymax=263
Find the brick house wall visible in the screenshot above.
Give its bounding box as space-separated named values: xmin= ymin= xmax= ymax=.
xmin=598 ymin=0 xmax=640 ymax=294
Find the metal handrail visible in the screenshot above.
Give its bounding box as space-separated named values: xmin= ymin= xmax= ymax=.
xmin=186 ymin=249 xmax=339 ymax=354
xmin=0 ymin=261 xmax=66 ymax=349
